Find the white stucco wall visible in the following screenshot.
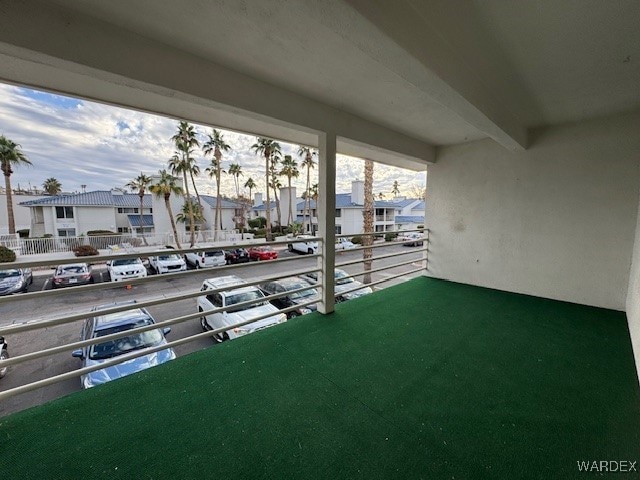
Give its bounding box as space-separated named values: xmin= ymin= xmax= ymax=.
xmin=427 ymin=111 xmax=640 ymax=310
xmin=625 ymin=192 xmax=640 ymax=382
xmin=75 ymin=206 xmax=117 ymax=234
xmin=0 ymin=194 xmax=45 ymax=234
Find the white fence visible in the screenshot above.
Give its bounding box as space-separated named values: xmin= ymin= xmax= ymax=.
xmin=0 ymin=230 xmax=254 ymax=256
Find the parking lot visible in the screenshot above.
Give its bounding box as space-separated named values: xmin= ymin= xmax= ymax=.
xmin=0 ymin=244 xmax=425 ymax=417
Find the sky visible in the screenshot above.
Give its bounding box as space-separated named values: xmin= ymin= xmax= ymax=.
xmin=0 ymin=83 xmax=426 ymax=199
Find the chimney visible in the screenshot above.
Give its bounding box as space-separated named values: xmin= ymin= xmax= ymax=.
xmin=351 ymin=180 xmax=364 ymax=205
xmin=254 ymin=192 xmax=263 ymax=207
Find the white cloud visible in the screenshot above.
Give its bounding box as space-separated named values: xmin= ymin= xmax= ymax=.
xmin=0 ymin=84 xmax=426 ymax=197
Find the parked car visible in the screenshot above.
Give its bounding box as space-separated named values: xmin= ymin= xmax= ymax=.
xmin=71 ymin=301 xmax=176 ymax=389
xmin=260 ymin=277 xmax=319 ymax=318
xmin=52 ymin=263 xmax=93 ymax=288
xmin=0 ymin=268 xmax=33 ymax=296
xmin=398 ymin=231 xmax=424 ymax=246
xmin=184 ymin=247 xmax=226 ymax=269
xmin=248 ymin=245 xmax=278 ymax=261
xmin=197 ymin=275 xmax=287 ymax=342
xmin=0 ymin=336 xmax=9 ymax=379
xmin=106 ymin=257 xmax=147 ymax=282
xmin=148 ymin=250 xmax=187 ymax=274
xmin=335 ymin=237 xmax=356 ymax=251
xmin=225 ymin=248 xmax=250 ymax=264
xmin=288 ymin=235 xmax=318 ymax=254
xmin=303 ymin=268 xmax=373 ymax=302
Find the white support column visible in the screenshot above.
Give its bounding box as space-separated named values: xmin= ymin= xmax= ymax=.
xmin=317 ymin=131 xmax=337 ymax=314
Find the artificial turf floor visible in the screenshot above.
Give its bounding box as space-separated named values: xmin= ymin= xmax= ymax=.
xmin=1 ymin=277 xmax=639 ymax=479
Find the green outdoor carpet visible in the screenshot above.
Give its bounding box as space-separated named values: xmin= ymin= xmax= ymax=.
xmin=1 ymin=277 xmax=639 ymax=479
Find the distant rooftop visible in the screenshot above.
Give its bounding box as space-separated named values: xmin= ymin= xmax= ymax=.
xmin=19 ymin=191 xmax=152 ymax=208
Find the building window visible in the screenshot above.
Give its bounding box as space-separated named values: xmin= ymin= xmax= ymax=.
xmin=55 ymin=206 xmax=73 ymax=219
xmin=57 ymin=228 xmax=76 ymax=237
xmin=117 ymin=207 xmax=138 ymax=214
xmin=375 ymin=225 xmax=384 ymax=232
xmin=335 ymin=226 xmax=342 ymax=234
xmin=375 ymin=208 xmax=384 ymax=216
xmin=335 ymin=209 xmax=341 ymax=218
xmin=117 ymin=227 xmax=131 ymax=233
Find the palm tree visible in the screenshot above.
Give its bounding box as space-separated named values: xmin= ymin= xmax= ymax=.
xmin=149 ymin=170 xmax=184 ymax=249
xmin=228 ymin=163 xmax=243 ymax=199
xmin=280 ymin=155 xmax=299 ymax=226
xmin=391 ymin=180 xmax=400 ymax=197
xmin=0 ymin=136 xmax=32 ymax=234
xmin=170 ymin=121 xmax=200 ymax=247
xmin=270 ymin=172 xmax=283 ymax=229
xmin=377 ymin=192 xmax=385 ymax=201
xmin=363 ymin=159 xmax=375 ymax=284
xmin=176 ymin=199 xmax=205 ymax=233
xmin=251 ymin=138 xmax=281 ymax=240
xmin=203 ymin=129 xmax=231 ymax=240
xmin=42 ymin=177 xmax=62 ymax=195
xmin=298 ymin=146 xmax=316 ymax=234
xmin=126 ymin=173 xmax=152 ymax=245
xmin=244 ymin=177 xmax=257 ymax=203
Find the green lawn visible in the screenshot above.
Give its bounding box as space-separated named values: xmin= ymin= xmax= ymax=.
xmin=1 ymin=277 xmax=639 ymax=479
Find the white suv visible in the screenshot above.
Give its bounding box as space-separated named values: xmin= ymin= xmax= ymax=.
xmin=148 ymin=250 xmax=187 ymax=274
xmin=287 ymin=235 xmax=318 ymax=254
xmin=106 ymin=257 xmax=147 ymax=282
xmin=184 ymin=246 xmax=226 ymax=269
xmin=197 ymin=275 xmax=287 ymax=342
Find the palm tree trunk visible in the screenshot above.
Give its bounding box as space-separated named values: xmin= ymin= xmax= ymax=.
xmin=287 ymin=177 xmax=293 ymax=226
xmin=214 ymin=172 xmax=222 ymax=239
xmin=165 ymin=196 xmax=182 ymax=249
xmin=305 ymin=168 xmax=311 ymax=233
xmin=274 ymin=188 xmax=281 ymax=228
xmin=182 ymin=171 xmax=195 ymax=247
xmin=265 ymin=155 xmax=271 ymax=241
xmin=4 ymin=173 xmax=15 ymax=234
xmin=363 ymin=159 xmax=374 ymax=285
xmin=139 ymin=193 xmax=148 ymax=245
xmin=190 ymin=171 xmax=206 ymax=230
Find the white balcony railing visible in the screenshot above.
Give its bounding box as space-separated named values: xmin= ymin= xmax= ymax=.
xmin=0 ymin=229 xmax=428 ymax=410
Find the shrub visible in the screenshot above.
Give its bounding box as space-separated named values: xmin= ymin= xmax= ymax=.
xmin=73 ymin=244 xmax=99 ymax=257
xmin=248 ymin=217 xmax=266 ymax=229
xmin=385 ymin=232 xmax=398 ymax=242
xmin=0 ymin=246 xmax=16 ymax=262
xmin=351 ymin=235 xmax=362 ymax=245
xmin=87 ymin=230 xmax=118 ymax=236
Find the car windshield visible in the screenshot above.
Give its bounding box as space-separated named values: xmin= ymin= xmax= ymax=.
xmin=89 ymin=317 xmax=163 ymax=360
xmin=112 ymin=258 xmax=140 ymax=266
xmin=158 ymin=254 xmax=180 ymax=261
xmin=225 ymin=290 xmax=267 ymax=312
xmin=0 ymin=269 xmax=21 ymax=279
xmin=335 ymin=270 xmax=355 ymax=285
xmin=205 ymin=251 xmax=223 ymax=257
xmin=287 ymin=283 xmax=318 ymax=300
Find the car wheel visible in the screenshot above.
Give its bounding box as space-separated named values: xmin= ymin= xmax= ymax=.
xmin=288 ymin=244 xmax=293 ymax=252
xmin=0 ymin=350 xmax=9 ymax=378
xmin=196 ymin=262 xmax=201 ymax=270
xmin=212 ymin=331 xmax=230 ymax=343
xmin=288 ymin=312 xmax=299 ymax=319
xmin=199 ymin=308 xmax=210 ymax=331
xmin=307 ymin=248 xmax=313 ymax=255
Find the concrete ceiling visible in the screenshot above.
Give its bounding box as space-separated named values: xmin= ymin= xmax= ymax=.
xmin=0 ymin=0 xmax=638 ymax=165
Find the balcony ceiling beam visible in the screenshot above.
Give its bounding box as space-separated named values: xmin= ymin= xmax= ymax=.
xmin=0 ymin=0 xmax=434 ymax=170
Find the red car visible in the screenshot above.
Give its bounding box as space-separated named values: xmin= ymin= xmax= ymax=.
xmin=248 ymin=246 xmax=278 ymax=261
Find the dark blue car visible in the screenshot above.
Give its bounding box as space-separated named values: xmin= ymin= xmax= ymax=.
xmin=72 ymin=302 xmax=175 ymax=389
